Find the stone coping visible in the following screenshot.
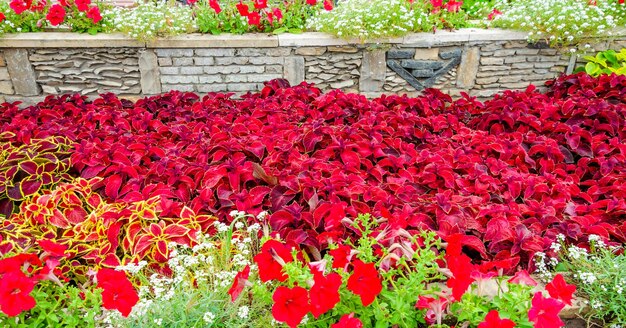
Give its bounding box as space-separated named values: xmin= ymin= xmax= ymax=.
xmin=1 ymin=28 xmax=625 ymax=48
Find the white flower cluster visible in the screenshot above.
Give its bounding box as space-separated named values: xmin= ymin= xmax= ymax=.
xmin=102 ymin=1 xmax=196 ymax=41
xmin=116 ymin=261 xmax=148 ymax=275
xmin=576 ymin=271 xmax=598 ymax=285
xmin=492 ymin=0 xmax=626 ymax=48
xmin=307 ymin=0 xmax=430 ymax=39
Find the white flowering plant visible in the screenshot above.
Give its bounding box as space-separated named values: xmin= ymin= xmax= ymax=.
xmin=101 ymin=1 xmax=197 ymax=42
xmin=490 ymin=0 xmax=626 ymax=47
xmin=307 ymin=0 xmax=470 ymax=40
xmin=535 ymin=234 xmax=626 ymax=325
xmin=105 ymin=212 xmax=272 ymax=327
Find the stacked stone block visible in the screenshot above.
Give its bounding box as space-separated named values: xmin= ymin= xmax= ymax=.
xmin=29 ymin=48 xmax=141 ymax=95
xmin=0 ymin=51 xmax=13 ymax=100
xmin=300 ymin=46 xmax=362 ymax=93
xmin=156 ymin=48 xmax=289 ymax=93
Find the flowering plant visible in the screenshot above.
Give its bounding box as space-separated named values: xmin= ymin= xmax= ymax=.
xmin=0 ymin=0 xmax=107 ymax=34
xmin=490 ymin=0 xmax=626 ymax=48
xmin=104 ymin=211 xmax=268 ymax=327
xmin=195 ymin=0 xmax=319 ymax=35
xmin=307 ymin=0 xmax=470 ymax=39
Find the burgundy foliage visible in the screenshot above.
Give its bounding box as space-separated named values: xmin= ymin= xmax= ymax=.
xmin=1 ymin=73 xmax=625 ymax=268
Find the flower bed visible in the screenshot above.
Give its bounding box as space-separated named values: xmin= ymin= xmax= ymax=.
xmin=0 ymin=0 xmax=625 ymax=48
xmin=1 ymin=72 xmax=626 ymax=326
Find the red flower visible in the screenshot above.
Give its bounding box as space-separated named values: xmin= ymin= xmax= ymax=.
xmin=507 ymin=269 xmax=537 ymax=286
xmin=415 ymin=296 xmax=448 ymax=326
xmin=228 ymin=264 xmax=250 ymax=302
xmin=86 ymin=6 xmax=102 ymax=24
xmin=0 ymin=271 xmax=36 ymax=317
xmin=37 ymin=239 xmax=67 ymax=257
xmin=253 ymin=240 xmax=293 ymax=282
xmin=97 ymin=268 xmax=139 ymax=317
xmin=430 ymin=0 xmax=442 ymax=7
xmin=0 ymin=12 xmax=5 ymax=23
xmin=445 ymin=0 xmax=463 ymax=12
xmin=0 ymin=253 xmax=42 ymax=279
xmin=306 ymin=0 xmax=317 ymax=4
xmin=446 ymin=252 xmax=476 ymax=300
xmin=272 ymin=7 xmax=283 ymax=21
xmin=247 ymin=11 xmax=261 ymax=27
xmin=323 ymin=0 xmax=333 ymax=10
xmin=46 ymin=4 xmax=66 ymax=26
xmin=272 ymin=286 xmax=310 ymax=328
xmin=487 ymin=8 xmax=502 ymax=20
xmin=545 ymin=274 xmax=576 ymax=306
xmin=528 ymin=292 xmax=565 ymax=328
xmin=329 ymin=244 xmax=352 ymax=270
xmin=478 ymin=310 xmax=515 ymax=328
xmin=209 ymin=0 xmax=221 ymax=14
xmin=347 ymin=259 xmax=382 ymax=306
xmin=10 ymin=0 xmax=32 ymax=15
xmin=309 ymin=271 xmax=342 ymax=318
xmin=30 ymin=0 xmax=46 ymax=12
xmin=620 ymin=0 xmax=624 ymax=4
xmin=254 ymin=0 xmax=267 ymax=9
xmin=75 ymin=0 xmax=90 ymax=12
xmin=331 ymin=313 xmax=363 ymax=328
xmin=236 ymin=1 xmax=249 ymax=16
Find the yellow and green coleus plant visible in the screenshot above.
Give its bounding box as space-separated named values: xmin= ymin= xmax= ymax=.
xmin=1 ymin=177 xmax=217 ymax=282
xmin=577 ymin=49 xmax=626 ymax=77
xmin=0 ymin=135 xmax=74 ymax=218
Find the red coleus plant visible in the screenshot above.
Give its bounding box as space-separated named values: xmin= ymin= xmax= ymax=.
xmin=2 ymin=73 xmax=626 ymax=271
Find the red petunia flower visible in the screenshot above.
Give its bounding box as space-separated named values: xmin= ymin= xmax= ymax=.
xmin=0 ymin=271 xmax=37 ymax=317
xmin=272 ymin=286 xmax=310 ymax=328
xmin=10 ymin=0 xmax=32 ymax=15
xmin=247 ymin=11 xmax=261 ymax=26
xmin=97 ymin=268 xmax=139 ymax=317
xmin=507 ymin=269 xmax=537 ymax=286
xmin=478 ymin=310 xmax=515 ymax=328
xmin=309 ymin=270 xmax=342 ymax=318
xmin=331 ymin=313 xmax=363 ymax=328
xmin=487 ymin=8 xmax=502 ymax=20
xmin=272 ymin=7 xmax=283 ymax=21
xmin=46 ymin=4 xmax=66 ymax=26
xmin=86 ymin=6 xmax=102 ymax=24
xmin=347 ymin=259 xmax=382 ymax=306
xmin=253 ymin=0 xmax=267 ymax=9
xmin=75 ymin=0 xmax=90 ymax=12
xmin=253 ymin=240 xmax=293 ymax=282
xmin=528 ymin=292 xmax=565 ymax=328
xmin=445 ymin=0 xmax=463 ymax=12
xmin=228 ymin=264 xmax=250 ymax=302
xmin=545 ymin=274 xmax=576 ymax=306
xmin=209 ymin=0 xmax=221 ymax=14
xmin=446 ymin=252 xmax=476 ymax=300
xmin=306 ymin=0 xmax=317 ymax=5
xmin=415 ymin=296 xmax=448 ymax=326
xmin=0 ymin=12 xmax=5 ymax=23
xmin=323 ymin=0 xmax=333 ymax=10
xmin=236 ymin=1 xmax=249 ymax=16
xmin=30 ymin=0 xmax=46 ymax=12
xmin=329 ymin=244 xmax=352 ymax=270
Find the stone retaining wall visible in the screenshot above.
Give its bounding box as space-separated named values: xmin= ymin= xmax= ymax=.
xmin=1 ymin=29 xmax=625 ymax=104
